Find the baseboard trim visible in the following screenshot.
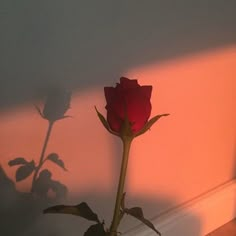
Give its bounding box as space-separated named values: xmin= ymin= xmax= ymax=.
xmin=124 ymin=179 xmax=236 ymax=236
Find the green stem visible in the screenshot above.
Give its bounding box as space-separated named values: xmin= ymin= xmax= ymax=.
xmin=109 ymin=137 xmax=133 ymax=236
xmin=31 ymin=121 xmax=54 ymax=192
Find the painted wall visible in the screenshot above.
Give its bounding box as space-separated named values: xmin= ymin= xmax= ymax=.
xmin=0 ymin=1 xmax=236 ymax=235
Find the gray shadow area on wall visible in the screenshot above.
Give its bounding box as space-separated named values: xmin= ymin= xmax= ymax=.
xmin=0 ymin=166 xmax=65 ymax=236
xmin=0 ymin=1 xmax=236 ymax=110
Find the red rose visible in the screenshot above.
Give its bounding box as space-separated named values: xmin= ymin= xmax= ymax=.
xmin=104 ymin=77 xmax=152 ymax=135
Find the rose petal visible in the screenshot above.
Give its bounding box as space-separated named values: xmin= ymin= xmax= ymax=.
xmin=106 ymin=103 xmax=124 ymax=133
xmin=124 ymin=89 xmax=152 ymax=133
xmin=119 ymin=77 xmax=139 ymax=89
xmin=105 ymin=94 xmax=125 ymax=121
xmin=141 ymin=86 xmax=152 ymax=100
xmin=106 ymin=111 xmax=122 ymax=133
xmin=104 ymin=87 xmax=116 ymax=103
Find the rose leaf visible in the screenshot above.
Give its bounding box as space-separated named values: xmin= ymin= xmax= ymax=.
xmin=135 ymin=114 xmax=169 ymax=137
xmin=95 ymin=107 xmax=110 ymax=131
xmin=44 ymin=202 xmax=100 ymax=223
xmin=84 ymin=223 xmax=107 ymax=236
xmin=124 ymin=207 xmax=161 ymax=235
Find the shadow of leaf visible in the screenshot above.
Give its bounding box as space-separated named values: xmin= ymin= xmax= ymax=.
xmin=47 ymin=153 xmax=67 ymax=171
xmin=33 ymin=169 xmax=67 ymax=200
xmin=8 ymin=157 xmax=28 ymax=166
xmin=0 ymin=166 xmax=68 ymax=236
xmin=15 ymin=160 xmax=36 ymax=182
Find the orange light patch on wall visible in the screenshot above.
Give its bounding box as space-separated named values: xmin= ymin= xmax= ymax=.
xmin=125 ymin=46 xmax=236 ymax=203
xmin=0 ymin=46 xmax=235 ymax=207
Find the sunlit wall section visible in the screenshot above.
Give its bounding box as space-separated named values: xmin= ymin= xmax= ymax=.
xmin=125 ymin=46 xmax=236 ymax=204
xmin=0 ymin=46 xmax=235 ymax=212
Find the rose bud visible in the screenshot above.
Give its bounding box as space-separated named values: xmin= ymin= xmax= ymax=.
xmin=105 ymin=77 xmax=152 ymax=135
xmin=36 ymin=88 xmax=71 ymax=123
xmin=96 ymin=77 xmax=169 ymax=138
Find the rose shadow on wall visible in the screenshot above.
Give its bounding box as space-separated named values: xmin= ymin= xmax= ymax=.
xmin=0 ymin=166 xmax=59 ymax=235
xmin=0 ymin=81 xmax=203 ymax=235
xmin=7 ymin=87 xmax=70 ymax=199
xmin=0 ymin=88 xmax=72 ymax=235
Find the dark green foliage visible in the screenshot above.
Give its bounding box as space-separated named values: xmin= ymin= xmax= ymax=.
xmin=135 ymin=114 xmax=169 ymax=137
xmin=44 ymin=202 xmax=100 ymax=223
xmin=123 ymin=207 xmax=161 ymax=235
xmin=84 ymin=223 xmax=107 ymax=236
